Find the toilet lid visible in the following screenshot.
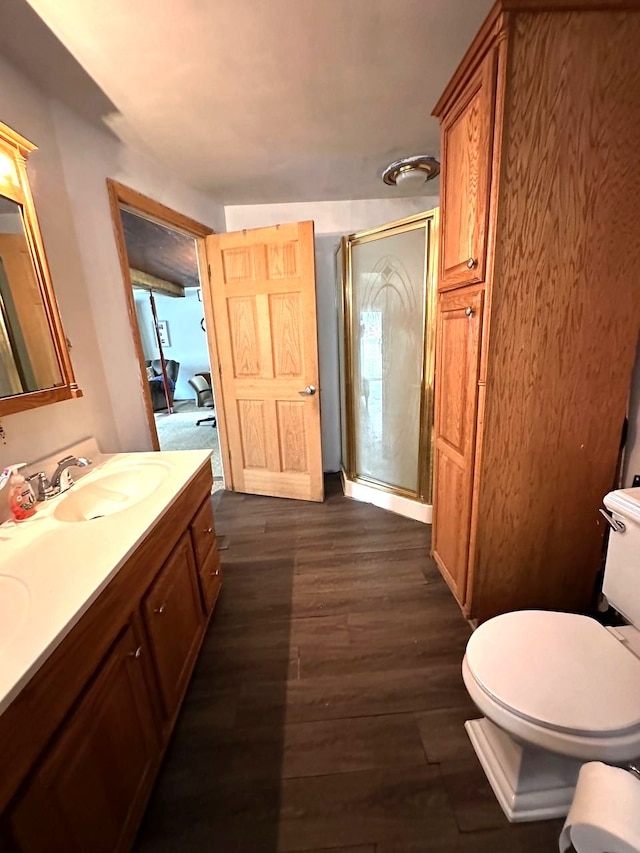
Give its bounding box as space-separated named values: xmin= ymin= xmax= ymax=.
xmin=466 ymin=611 xmax=640 ymax=736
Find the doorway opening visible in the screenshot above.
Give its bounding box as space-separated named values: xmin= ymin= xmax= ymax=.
xmin=107 ymin=181 xmax=229 ymax=492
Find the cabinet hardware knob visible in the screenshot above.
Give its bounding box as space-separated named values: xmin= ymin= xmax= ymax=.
xmin=154 ymin=603 xmax=167 ymax=615
xmin=130 ymin=646 xmax=143 ymax=659
xmin=465 ymin=307 xmax=474 ymax=317
xmin=598 ymin=508 xmax=626 ymax=533
xmin=467 ymin=257 xmax=478 ymax=269
xmin=211 ymin=568 xmax=220 ymax=577
xmin=204 ymin=527 xmax=213 ymax=534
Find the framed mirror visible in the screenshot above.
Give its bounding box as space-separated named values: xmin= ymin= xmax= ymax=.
xmin=0 ymin=121 xmax=81 ymax=416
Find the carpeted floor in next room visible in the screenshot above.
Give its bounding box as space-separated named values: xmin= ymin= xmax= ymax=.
xmin=154 ymin=399 xmax=223 ymax=493
xmin=134 ymin=475 xmax=564 ymax=852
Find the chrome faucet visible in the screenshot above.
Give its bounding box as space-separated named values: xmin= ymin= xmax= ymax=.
xmin=28 ymin=455 xmax=92 ymax=501
xmin=50 ymin=456 xmax=92 ymax=491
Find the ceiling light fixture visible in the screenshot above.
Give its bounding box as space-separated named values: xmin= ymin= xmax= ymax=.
xmin=382 ymin=155 xmax=440 ymax=191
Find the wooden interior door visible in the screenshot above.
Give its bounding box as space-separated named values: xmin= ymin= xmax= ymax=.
xmin=206 ymin=221 xmax=323 ymax=501
xmin=432 ymin=288 xmax=484 ymax=605
xmin=439 ymin=49 xmax=496 ymax=290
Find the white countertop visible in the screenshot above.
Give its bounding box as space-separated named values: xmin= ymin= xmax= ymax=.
xmin=0 ymin=446 xmax=212 ymax=716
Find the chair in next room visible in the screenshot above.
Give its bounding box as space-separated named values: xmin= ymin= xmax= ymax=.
xmin=188 ymin=375 xmax=217 ymax=427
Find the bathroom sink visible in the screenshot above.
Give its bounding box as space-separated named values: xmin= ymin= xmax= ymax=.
xmin=0 ymin=575 xmax=30 ymax=652
xmin=53 ymin=462 xmax=171 ymax=522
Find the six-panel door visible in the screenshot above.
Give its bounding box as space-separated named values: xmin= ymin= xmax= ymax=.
xmin=206 ymin=221 xmax=324 ymax=502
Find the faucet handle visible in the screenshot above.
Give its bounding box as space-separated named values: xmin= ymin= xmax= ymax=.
xmin=27 ymin=472 xmax=57 ymax=501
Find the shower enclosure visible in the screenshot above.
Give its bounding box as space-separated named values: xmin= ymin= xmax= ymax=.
xmin=337 ymin=209 xmax=438 ymax=521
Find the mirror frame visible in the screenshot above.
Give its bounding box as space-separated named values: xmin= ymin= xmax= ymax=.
xmin=0 ymin=120 xmax=81 ymax=416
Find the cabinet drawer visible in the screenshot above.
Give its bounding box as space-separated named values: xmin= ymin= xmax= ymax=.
xmin=199 ymin=546 xmax=222 ymax=614
xmin=190 ymin=497 xmax=217 ymax=569
xmin=143 ymin=532 xmax=204 ymax=721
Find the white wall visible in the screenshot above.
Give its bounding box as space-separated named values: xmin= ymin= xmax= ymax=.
xmin=224 ymin=197 xmax=438 ymax=471
xmin=50 ymin=99 xmax=225 ymax=452
xmin=0 ymin=53 xmax=117 ymax=475
xmin=225 ymin=198 xmax=438 ymax=237
xmin=134 ymin=289 xmax=210 ymax=400
xmin=0 ymin=51 xmax=225 ymax=522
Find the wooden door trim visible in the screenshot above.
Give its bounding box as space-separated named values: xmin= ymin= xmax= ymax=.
xmin=106 ymin=180 xmax=231 ymax=487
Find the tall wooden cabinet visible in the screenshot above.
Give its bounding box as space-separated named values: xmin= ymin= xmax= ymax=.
xmin=432 ymin=1 xmax=640 ymax=622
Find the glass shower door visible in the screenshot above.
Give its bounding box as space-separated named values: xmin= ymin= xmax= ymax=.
xmin=345 ymin=214 xmax=436 ymax=501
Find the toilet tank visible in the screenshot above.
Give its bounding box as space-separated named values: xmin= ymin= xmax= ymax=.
xmin=603 ymin=487 xmax=640 ymax=627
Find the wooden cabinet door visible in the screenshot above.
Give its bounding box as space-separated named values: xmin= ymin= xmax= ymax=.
xmin=8 ymin=622 xmax=158 ymax=853
xmin=143 ymin=532 xmax=204 ymax=721
xmin=439 ymin=50 xmax=497 ymax=290
xmin=432 ymin=289 xmax=484 ymax=605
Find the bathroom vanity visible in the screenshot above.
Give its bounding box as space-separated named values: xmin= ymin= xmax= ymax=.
xmin=0 ymin=449 xmax=220 ymax=852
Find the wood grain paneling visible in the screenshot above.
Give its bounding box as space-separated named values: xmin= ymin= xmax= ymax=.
xmin=439 ymin=50 xmax=497 ymax=289
xmin=277 ymin=400 xmax=308 ymax=473
xmin=238 ymin=399 xmax=268 ymax=469
xmin=469 ymin=9 xmax=640 ymax=620
xmin=227 ymin=296 xmax=260 ymax=377
xmin=267 ymin=241 xmax=299 ymax=279
xmin=222 ymin=246 xmax=257 ymax=282
xmin=270 ymin=292 xmax=303 ymax=377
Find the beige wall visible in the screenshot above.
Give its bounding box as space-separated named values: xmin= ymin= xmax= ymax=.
xmin=0 ymin=52 xmax=225 ymax=486
xmin=0 ymin=53 xmax=116 ymax=474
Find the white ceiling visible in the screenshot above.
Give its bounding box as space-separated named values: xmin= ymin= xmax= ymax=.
xmin=19 ymin=0 xmax=493 ymax=204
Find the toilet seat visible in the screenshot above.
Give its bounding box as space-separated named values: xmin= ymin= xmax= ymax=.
xmin=463 ymin=610 xmax=640 ymax=762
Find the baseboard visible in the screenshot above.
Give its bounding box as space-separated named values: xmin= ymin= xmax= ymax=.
xmin=341 ymin=473 xmax=431 ymax=524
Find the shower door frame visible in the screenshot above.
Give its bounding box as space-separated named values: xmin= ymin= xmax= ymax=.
xmin=342 ymin=208 xmax=439 ymax=505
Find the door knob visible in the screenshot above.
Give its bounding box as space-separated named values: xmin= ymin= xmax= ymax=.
xmin=467 ymin=257 xmax=478 ymax=269
xmin=298 ymin=385 xmax=316 ymax=396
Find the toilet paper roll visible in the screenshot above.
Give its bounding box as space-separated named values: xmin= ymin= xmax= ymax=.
xmin=559 ymin=762 xmax=640 ymax=853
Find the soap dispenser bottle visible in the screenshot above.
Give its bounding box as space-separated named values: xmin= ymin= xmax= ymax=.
xmin=0 ymin=464 xmax=37 ymax=520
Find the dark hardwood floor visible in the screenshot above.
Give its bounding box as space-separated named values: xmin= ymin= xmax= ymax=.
xmin=135 ymin=476 xmax=563 ymax=852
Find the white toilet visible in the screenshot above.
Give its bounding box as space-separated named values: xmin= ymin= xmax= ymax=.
xmin=462 ymin=487 xmax=640 ymax=822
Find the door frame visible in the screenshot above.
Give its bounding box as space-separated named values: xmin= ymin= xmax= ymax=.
xmin=106 ymin=179 xmax=232 ymax=488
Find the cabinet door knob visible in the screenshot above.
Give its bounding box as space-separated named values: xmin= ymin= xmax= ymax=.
xmin=211 ymin=568 xmax=220 ymax=577
xmin=465 ymin=307 xmax=474 ymax=317
xmin=204 ymin=527 xmax=213 ymax=534
xmin=154 ymin=603 xmax=167 ymax=615
xmin=467 ymin=257 xmax=478 ymax=270
xmin=130 ymin=645 xmax=143 ymax=659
